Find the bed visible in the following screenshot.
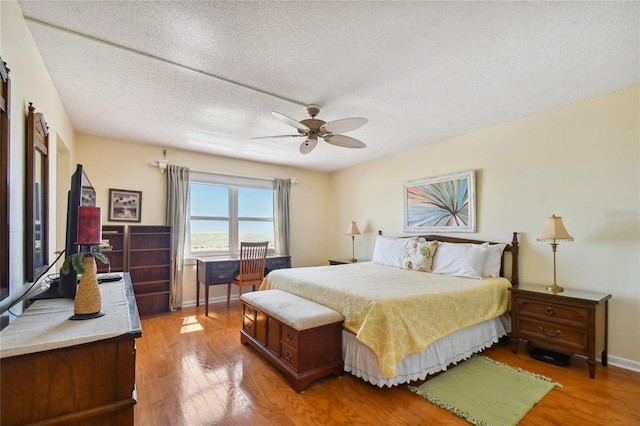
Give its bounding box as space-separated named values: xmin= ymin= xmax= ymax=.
xmin=260 ymin=233 xmax=519 ymax=387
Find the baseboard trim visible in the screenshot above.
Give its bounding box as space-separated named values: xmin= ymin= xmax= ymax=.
xmin=607 ymin=355 xmax=640 ymax=373
xmin=183 ymin=295 xmax=240 ymax=308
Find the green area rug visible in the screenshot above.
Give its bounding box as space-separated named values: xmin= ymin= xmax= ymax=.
xmin=408 ymin=355 xmax=562 ymax=426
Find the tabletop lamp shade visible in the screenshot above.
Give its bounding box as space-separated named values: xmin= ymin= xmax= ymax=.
xmin=345 ymin=221 xmax=361 ymax=236
xmin=77 ymin=206 xmax=102 ymax=246
xmin=537 ymin=215 xmax=573 ymax=242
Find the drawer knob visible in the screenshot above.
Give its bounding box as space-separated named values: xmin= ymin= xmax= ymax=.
xmin=246 ymin=323 xmax=252 ymax=330
xmin=286 ymin=331 xmax=293 ymax=341
xmin=539 ymin=326 xmax=561 ymax=337
xmin=285 ymin=350 xmax=292 ymax=360
xmin=217 ymin=275 xmax=226 ymax=279
xmin=545 ymin=307 xmax=554 ymax=316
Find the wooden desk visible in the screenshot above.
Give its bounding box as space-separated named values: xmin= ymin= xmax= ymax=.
xmin=0 ymin=273 xmax=142 ymax=425
xmin=196 ymin=255 xmax=291 ymax=316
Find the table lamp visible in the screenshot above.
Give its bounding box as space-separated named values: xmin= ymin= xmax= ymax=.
xmin=537 ymin=214 xmax=573 ymax=293
xmin=345 ymin=221 xmax=361 ymax=263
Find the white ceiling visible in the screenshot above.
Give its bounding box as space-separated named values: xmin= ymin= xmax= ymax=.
xmin=18 ymin=1 xmax=640 ymax=172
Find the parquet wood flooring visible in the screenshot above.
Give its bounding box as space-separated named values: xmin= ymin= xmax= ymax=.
xmin=134 ymin=302 xmax=640 ymax=426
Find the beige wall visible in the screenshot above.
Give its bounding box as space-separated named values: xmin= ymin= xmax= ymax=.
xmin=75 ymin=134 xmax=331 ymax=303
xmin=1 ymin=0 xmax=76 ymax=313
xmin=329 ymin=86 xmax=640 ymax=364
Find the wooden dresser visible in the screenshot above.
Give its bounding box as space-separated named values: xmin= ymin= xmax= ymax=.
xmin=510 ymin=283 xmax=610 ymax=378
xmin=0 ymin=273 xmax=142 ymax=425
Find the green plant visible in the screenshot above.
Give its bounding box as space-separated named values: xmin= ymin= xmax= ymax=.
xmin=61 ymin=245 xmax=110 ymax=275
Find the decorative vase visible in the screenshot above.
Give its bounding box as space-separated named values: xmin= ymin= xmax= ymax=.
xmin=70 ymin=255 xmax=105 ymax=320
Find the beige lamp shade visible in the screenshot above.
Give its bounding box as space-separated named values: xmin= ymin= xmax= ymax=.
xmin=346 ymin=221 xmax=361 ymax=236
xmin=537 ymin=215 xmax=573 ymax=242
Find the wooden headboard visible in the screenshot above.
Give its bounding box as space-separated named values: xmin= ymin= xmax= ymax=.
xmin=401 ymin=232 xmax=519 ymax=285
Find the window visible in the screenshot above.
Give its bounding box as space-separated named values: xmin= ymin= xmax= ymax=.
xmin=188 ymin=173 xmax=274 ymax=257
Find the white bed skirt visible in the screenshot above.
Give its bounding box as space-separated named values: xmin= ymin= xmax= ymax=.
xmin=342 ymin=314 xmax=511 ymax=388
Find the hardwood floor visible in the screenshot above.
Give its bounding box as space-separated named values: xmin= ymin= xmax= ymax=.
xmin=135 ymin=302 xmax=640 ymax=426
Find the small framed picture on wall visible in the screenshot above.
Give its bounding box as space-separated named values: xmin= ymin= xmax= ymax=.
xmin=108 ymin=189 xmax=142 ymax=222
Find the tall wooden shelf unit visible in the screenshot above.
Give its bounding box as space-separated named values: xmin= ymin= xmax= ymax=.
xmin=99 ymin=225 xmax=125 ymax=273
xmin=128 ymin=225 xmax=172 ymax=318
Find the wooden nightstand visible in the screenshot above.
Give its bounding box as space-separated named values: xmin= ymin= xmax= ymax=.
xmin=510 ymin=284 xmax=611 ymax=378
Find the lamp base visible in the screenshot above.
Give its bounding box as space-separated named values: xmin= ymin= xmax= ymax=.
xmin=546 ymin=283 xmax=564 ymax=293
xmin=350 ymin=258 xmax=357 ymax=263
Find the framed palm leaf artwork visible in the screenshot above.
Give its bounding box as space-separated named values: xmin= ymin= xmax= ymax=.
xmin=403 ymin=170 xmax=476 ymax=233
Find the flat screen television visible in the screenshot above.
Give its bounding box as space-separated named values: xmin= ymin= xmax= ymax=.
xmin=31 ymin=164 xmax=85 ymax=300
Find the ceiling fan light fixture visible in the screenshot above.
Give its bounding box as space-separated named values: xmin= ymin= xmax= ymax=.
xmin=260 ymin=105 xmax=367 ymax=154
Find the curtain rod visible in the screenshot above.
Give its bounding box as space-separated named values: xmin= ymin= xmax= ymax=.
xmin=150 ymin=161 xmax=298 ymax=184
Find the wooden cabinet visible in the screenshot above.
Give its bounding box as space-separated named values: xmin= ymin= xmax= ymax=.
xmin=510 ymin=284 xmax=610 ymax=378
xmin=0 ymin=274 xmax=141 ymax=425
xmin=128 ymin=225 xmax=172 ymax=318
xmin=98 ymin=225 xmax=125 ymax=273
xmin=240 ymin=298 xmax=343 ymax=392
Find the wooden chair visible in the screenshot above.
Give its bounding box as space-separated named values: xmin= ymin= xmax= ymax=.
xmin=228 ymin=241 xmax=269 ymax=305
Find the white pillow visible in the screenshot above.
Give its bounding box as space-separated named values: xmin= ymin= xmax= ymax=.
xmin=401 ymin=238 xmax=438 ymax=272
xmin=432 ymin=242 xmax=489 ymax=279
xmin=482 ymin=243 xmax=507 ymax=277
xmin=372 ymin=236 xmax=410 ymax=268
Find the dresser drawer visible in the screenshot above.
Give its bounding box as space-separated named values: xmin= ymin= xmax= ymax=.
xmin=281 ymin=341 xmax=299 ymax=370
xmin=517 ymin=318 xmax=588 ymax=352
xmin=281 ymin=324 xmax=299 ymax=349
xmin=516 ymin=299 xmax=588 ymax=328
xmin=243 ymin=304 xmax=257 ymax=321
xmin=243 ymin=316 xmax=256 ymax=337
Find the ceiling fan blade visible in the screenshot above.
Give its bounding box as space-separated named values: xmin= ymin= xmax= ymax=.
xmin=272 ymin=111 xmax=310 ymax=131
xmin=324 ymin=134 xmax=367 ymax=149
xmin=299 ymin=138 xmax=318 ymax=154
xmin=321 ymin=117 xmax=368 ymax=134
xmin=250 ymin=134 xmax=304 ymax=140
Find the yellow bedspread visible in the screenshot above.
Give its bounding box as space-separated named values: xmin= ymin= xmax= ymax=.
xmin=260 ymin=262 xmax=511 ymax=378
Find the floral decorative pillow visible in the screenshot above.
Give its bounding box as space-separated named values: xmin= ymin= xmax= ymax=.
xmin=402 ymin=238 xmax=439 ymax=272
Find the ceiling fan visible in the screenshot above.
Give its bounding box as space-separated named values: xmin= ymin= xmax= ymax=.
xmin=252 ymin=105 xmax=368 ymax=154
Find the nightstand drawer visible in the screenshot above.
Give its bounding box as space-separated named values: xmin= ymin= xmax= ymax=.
xmin=517 ymin=318 xmax=588 ymax=352
xmin=516 ymin=299 xmax=588 ymax=328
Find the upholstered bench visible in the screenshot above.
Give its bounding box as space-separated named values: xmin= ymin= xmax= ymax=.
xmin=240 ymin=289 xmax=344 ymax=392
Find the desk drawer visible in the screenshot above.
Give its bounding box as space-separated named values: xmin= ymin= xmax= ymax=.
xmin=517 ymin=318 xmax=588 ymax=352
xmin=516 ymin=299 xmax=588 ymax=328
xmin=206 ymin=269 xmax=234 ymax=284
xmin=268 ymin=257 xmax=291 ymax=270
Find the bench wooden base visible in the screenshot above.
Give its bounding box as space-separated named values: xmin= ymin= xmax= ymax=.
xmin=240 ymin=297 xmax=343 ymax=392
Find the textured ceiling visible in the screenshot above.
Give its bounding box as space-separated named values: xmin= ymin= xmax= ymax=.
xmin=17 ymin=1 xmax=640 ymax=172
